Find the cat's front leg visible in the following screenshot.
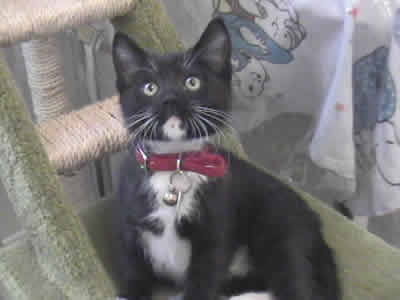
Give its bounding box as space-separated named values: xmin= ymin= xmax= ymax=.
xmin=118 ymin=228 xmax=154 ymax=300
xmin=119 ymin=256 xmax=154 ymax=300
xmin=181 ymin=237 xmax=230 ymax=300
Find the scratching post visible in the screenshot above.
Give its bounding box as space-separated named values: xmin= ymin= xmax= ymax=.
xmin=0 ymin=53 xmax=116 ymax=299
xmin=21 ymin=36 xmax=72 ymax=122
xmin=0 ymin=0 xmax=137 ymax=46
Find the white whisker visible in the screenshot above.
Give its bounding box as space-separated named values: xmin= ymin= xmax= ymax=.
xmin=125 ymin=110 xmax=152 ymax=122
xmin=126 ymin=111 xmax=151 ymax=120
xmin=194 ymin=115 xmax=209 ymax=140
xmin=131 ymin=116 xmax=156 ymax=146
xmin=191 ymin=118 xmax=202 ymax=139
xmin=193 ymin=106 xmax=233 ymax=121
xmin=150 ymin=120 xmax=159 ymax=140
xmin=143 ymin=118 xmax=156 ymax=141
xmin=193 ymin=107 xmax=234 ymax=124
xmin=195 ymin=110 xmax=238 ymax=138
xmin=127 ymin=116 xmax=151 ymax=130
xmin=188 ymin=119 xmax=196 ymax=138
xmin=196 ymin=113 xmax=227 ymax=143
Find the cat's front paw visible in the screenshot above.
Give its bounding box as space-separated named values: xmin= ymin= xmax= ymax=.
xmin=168 ymin=293 xmax=229 ymax=300
xmin=117 ymin=295 xmax=151 ymax=300
xmin=229 ymin=292 xmax=275 ymax=300
xmin=168 ymin=293 xmax=184 ymax=300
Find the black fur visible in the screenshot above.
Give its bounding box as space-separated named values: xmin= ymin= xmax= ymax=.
xmin=112 ymin=18 xmax=341 ymax=300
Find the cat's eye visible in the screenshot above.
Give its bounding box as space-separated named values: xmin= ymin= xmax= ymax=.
xmin=143 ymin=82 xmax=159 ymax=96
xmin=185 ymin=76 xmax=201 ymax=91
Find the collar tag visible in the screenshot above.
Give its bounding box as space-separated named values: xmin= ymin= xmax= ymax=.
xmin=163 ymin=169 xmax=192 ymax=206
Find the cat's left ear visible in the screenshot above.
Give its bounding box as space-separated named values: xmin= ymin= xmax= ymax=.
xmin=188 ymin=18 xmax=231 ymax=74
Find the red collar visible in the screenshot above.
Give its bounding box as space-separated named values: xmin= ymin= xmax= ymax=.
xmin=135 ymin=146 xmax=228 ymax=178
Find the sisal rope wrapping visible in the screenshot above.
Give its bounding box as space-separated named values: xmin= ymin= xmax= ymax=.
xmin=38 ymin=96 xmax=130 ymax=173
xmin=0 ymin=0 xmax=137 ymax=46
xmin=21 ymin=36 xmax=72 ymax=122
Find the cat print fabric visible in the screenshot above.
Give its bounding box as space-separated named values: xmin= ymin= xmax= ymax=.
xmin=353 ymin=46 xmax=396 ymax=173
xmin=212 ymin=0 xmax=306 ymax=132
xmin=213 ymin=0 xmax=306 ymax=69
xmin=351 ymin=33 xmax=400 ymax=215
xmin=165 ymin=0 xmax=400 ymax=216
xmin=353 ymin=47 xmax=396 ymax=134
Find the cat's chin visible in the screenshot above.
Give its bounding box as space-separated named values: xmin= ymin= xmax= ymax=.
xmin=145 ymin=136 xmax=214 ymax=154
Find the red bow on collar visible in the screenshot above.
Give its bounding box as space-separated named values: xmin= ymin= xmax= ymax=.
xmin=135 ymin=147 xmax=228 ymax=178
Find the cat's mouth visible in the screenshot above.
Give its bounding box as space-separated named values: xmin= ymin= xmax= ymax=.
xmin=126 ymin=106 xmax=235 ymax=146
xmin=162 ymin=116 xmax=186 ymax=140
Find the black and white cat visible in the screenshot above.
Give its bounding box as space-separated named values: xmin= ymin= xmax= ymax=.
xmin=112 ymin=18 xmax=341 ymax=300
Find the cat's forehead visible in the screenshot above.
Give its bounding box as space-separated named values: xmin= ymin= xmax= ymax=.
xmin=149 ymin=52 xmax=193 ymax=73
xmin=154 ymin=52 xmax=183 ymax=63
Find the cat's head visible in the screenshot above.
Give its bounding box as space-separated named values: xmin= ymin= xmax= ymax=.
xmin=112 ymin=18 xmax=232 ymax=145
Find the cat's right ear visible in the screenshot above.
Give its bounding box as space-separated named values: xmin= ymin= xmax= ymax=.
xmin=112 ymin=32 xmax=150 ymax=86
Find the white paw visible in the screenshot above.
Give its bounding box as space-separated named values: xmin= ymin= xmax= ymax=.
xmin=115 ymin=297 xmax=128 ymax=300
xmin=168 ymin=293 xmax=183 ymax=300
xmin=230 ymin=292 xmax=275 ymax=300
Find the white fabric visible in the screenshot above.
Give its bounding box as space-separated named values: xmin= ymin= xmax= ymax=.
xmin=165 ymin=0 xmax=400 ymax=216
xmin=309 ymin=1 xmax=355 ymax=180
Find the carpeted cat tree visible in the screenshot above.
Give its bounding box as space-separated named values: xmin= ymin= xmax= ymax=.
xmin=0 ymin=1 xmax=399 ymax=300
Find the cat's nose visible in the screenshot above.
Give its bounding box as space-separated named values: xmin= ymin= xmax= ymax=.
xmin=160 ymin=97 xmax=186 ymax=117
xmin=162 ymin=98 xmax=180 ymax=106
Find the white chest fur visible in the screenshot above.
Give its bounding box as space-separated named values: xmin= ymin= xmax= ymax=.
xmin=141 ymin=171 xmax=207 ymax=283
